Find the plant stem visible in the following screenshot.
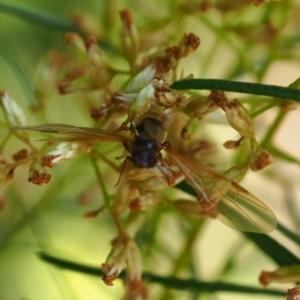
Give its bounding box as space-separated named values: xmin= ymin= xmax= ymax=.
xmin=250 ymin=102 xmax=277 ymax=118
xmin=260 ymin=110 xmax=286 ymax=147
xmin=171 ymin=79 xmax=300 ymax=101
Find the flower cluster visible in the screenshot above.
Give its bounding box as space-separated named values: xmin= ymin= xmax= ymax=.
xmin=2 ymin=6 xmax=294 ymax=299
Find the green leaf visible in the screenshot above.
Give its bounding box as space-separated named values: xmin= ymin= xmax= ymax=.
xmin=38 ymin=252 xmax=286 ymax=296
xmin=171 ymin=79 xmax=300 ymax=101
xmin=0 ymin=3 xmax=77 ymax=32
xmin=243 ymin=232 xmax=300 ymax=267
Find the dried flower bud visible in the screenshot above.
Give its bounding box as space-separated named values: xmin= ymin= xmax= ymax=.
xmin=83 ymin=207 xmax=104 ymax=219
xmin=119 ymin=9 xmax=139 ymax=66
xmin=177 ymin=33 xmax=201 ymax=58
xmin=248 ymin=148 xmax=274 ymax=172
xmin=47 ymin=142 xmax=92 ymax=164
xmin=64 ymin=32 xmax=86 ymax=53
xmin=72 ymin=13 xmax=102 ymax=38
xmin=12 ymin=149 xmax=29 ymax=161
xmin=57 ymin=78 xmax=95 ymax=95
xmin=223 ymin=99 xmax=255 ymax=138
xmin=0 ymin=158 xmax=15 ymax=186
xmin=278 ymin=100 xmax=298 ymax=111
xmin=40 ymin=154 xmax=60 ymax=168
xmin=0 ymin=91 xmax=27 ymax=127
xmin=123 ymin=279 xmax=148 ymax=300
xmin=28 ymin=161 xmax=51 ymax=185
xmin=5 ymin=168 xmax=14 ymax=185
xmin=259 ymin=265 xmax=300 ymax=287
xmin=111 ymin=92 xmax=136 ymax=105
xmin=223 ymin=140 xmax=241 ymax=150
xmin=223 ymin=138 xmax=244 ymax=150
xmin=85 ymin=36 xmax=115 ymax=88
xmin=274 ymin=77 xmax=300 ymax=112
xmin=89 ymin=105 xmax=109 ymax=122
xmin=128 ymin=83 xmax=155 ymax=119
xmin=287 ymin=286 xmax=300 ymax=300
xmin=101 ymin=238 xmax=142 ymax=287
xmin=153 ymin=33 xmax=199 ymax=76
xmin=153 ymin=79 xmax=183 ymax=107
xmin=183 ymin=95 xmax=218 ymax=119
xmin=102 ymin=242 xmax=126 ymax=286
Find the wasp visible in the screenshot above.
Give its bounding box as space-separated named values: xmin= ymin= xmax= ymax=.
xmin=12 ymin=118 xmax=277 ymax=233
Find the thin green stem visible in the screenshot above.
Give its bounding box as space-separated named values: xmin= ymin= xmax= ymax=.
xmin=261 ymin=110 xmax=286 ymax=147
xmin=271 ymin=147 xmax=300 ymax=166
xmin=0 ymin=132 xmax=11 ymax=152
xmin=250 ymin=102 xmax=277 ymax=118
xmin=171 ymin=79 xmax=300 ymax=101
xmin=89 ymin=153 xmax=127 ymax=237
xmin=89 ymin=153 xmax=110 ymax=209
xmin=38 ymin=252 xmax=286 ymax=296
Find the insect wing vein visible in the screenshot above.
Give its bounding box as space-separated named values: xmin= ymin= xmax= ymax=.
xmin=218 ymin=186 xmax=277 ymax=233
xmin=12 ymin=124 xmax=132 ymax=143
xmin=167 ymin=150 xmax=277 ymax=233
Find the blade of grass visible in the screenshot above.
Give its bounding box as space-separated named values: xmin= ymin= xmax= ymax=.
xmin=0 ymin=2 xmax=77 ymax=32
xmin=38 ymin=252 xmax=286 ymax=296
xmin=274 ymin=223 xmax=300 ymax=246
xmin=171 ymin=79 xmax=300 ymax=101
xmin=243 ymin=232 xmax=300 ymax=266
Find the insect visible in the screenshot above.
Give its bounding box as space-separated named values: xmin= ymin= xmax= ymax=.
xmin=129 ymin=117 xmax=164 ymax=168
xmin=12 ymin=118 xmax=277 ymax=233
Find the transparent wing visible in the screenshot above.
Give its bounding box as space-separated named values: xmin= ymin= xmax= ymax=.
xmin=12 ymin=124 xmax=132 ymax=143
xmin=167 ymin=150 xmax=277 ymax=233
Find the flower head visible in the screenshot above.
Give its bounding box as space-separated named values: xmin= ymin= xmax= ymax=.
xmin=259 ymin=265 xmax=300 ymax=287
xmin=119 ymin=8 xmax=139 ymax=66
xmin=183 ymin=94 xmax=218 ymax=119
xmin=0 ymin=91 xmax=27 ymax=127
xmin=28 ymin=161 xmax=51 ymax=185
xmin=248 ymin=148 xmax=274 ymax=172
xmin=223 ymin=99 xmax=255 ymax=138
xmin=101 ymin=237 xmax=143 ymax=287
xmin=47 ymin=142 xmax=92 ymax=164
